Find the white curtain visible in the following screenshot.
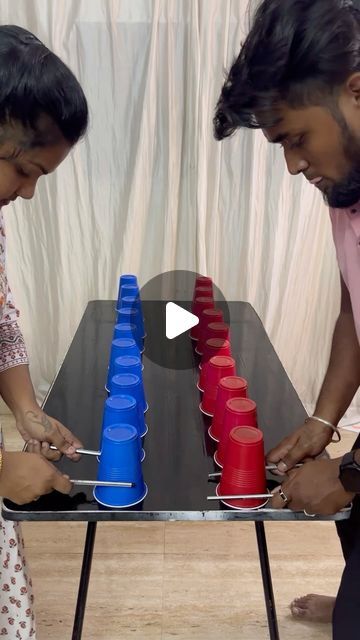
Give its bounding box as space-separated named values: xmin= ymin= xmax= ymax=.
xmin=0 ymin=0 xmax=356 ymax=420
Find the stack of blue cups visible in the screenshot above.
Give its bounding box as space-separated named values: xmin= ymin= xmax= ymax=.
xmin=94 ymin=273 xmax=148 ymax=509
xmin=117 ymin=307 xmax=145 ymax=353
xmin=109 ymin=372 xmax=148 ymax=414
xmin=105 ymin=338 xmax=141 ymax=392
xmin=102 ymin=393 xmax=147 ymax=454
xmin=121 ymin=295 xmax=146 ymax=340
xmin=116 ymin=274 xmax=138 ymax=312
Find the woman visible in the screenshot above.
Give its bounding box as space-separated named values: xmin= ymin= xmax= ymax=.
xmin=0 ymin=25 xmax=88 ymax=638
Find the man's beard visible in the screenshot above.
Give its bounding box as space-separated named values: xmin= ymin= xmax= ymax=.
xmin=323 ymin=166 xmax=360 ymax=208
xmin=323 ymin=123 xmax=360 ymax=209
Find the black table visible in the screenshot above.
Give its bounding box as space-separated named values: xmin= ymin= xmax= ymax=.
xmin=2 ymin=301 xmax=349 ymax=640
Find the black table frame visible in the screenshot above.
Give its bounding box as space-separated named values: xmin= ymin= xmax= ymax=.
xmin=2 ymin=301 xmax=349 ymax=640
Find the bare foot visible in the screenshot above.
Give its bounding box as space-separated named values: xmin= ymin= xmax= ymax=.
xmin=289 ymin=594 xmax=335 ymax=623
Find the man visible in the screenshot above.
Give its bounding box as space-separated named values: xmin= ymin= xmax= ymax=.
xmin=214 ymin=1 xmax=360 ymax=638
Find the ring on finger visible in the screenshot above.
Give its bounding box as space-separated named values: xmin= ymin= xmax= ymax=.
xmin=279 ymin=487 xmax=289 ymax=505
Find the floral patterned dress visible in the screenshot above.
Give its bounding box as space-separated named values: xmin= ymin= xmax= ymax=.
xmin=0 ymin=210 xmax=36 ymax=638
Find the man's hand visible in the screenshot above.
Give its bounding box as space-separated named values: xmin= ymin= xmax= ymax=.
xmin=266 ymin=419 xmax=334 ymax=473
xmin=16 ymin=408 xmax=83 ymax=461
xmin=0 ymin=451 xmax=72 ymax=504
xmin=270 ymin=457 xmax=354 ymax=515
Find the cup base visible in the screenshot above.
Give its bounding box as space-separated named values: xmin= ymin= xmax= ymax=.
xmin=216 ymin=484 xmax=269 ymax=511
xmin=197 ymin=382 xmax=204 ymax=392
xmin=190 ymin=334 xmax=199 ymax=341
xmin=213 ymin=451 xmax=223 ymax=468
xmin=93 ymin=483 xmax=148 ymax=509
xmin=199 ymin=402 xmax=214 ymax=417
xmin=195 ymin=346 xmax=203 ymax=355
xmin=208 ymin=425 xmax=219 ymax=442
xmin=144 ymin=403 xmax=149 ymax=414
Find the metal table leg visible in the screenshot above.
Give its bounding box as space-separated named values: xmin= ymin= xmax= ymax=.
xmin=255 ymin=521 xmax=280 ymax=640
xmin=72 ymin=521 xmax=97 ymax=640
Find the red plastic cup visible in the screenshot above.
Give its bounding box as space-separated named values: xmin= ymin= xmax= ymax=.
xmin=218 ymin=426 xmax=267 ymax=509
xmin=197 ymin=338 xmax=231 ymax=392
xmin=191 ymin=287 xmax=214 ymax=309
xmin=199 ymin=356 xmax=236 ymax=416
xmin=195 ymin=308 xmax=224 ymax=355
xmin=195 ymin=276 xmax=213 ymax=290
xmin=208 ymin=376 xmax=248 ymax=442
xmin=215 ymin=397 xmax=257 ymax=467
xmin=190 ymin=297 xmax=214 ymax=340
xmin=199 ymin=338 xmax=231 ymax=371
xmin=203 ymin=322 xmax=230 ymax=342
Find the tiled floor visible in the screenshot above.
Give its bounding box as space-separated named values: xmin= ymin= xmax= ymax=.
xmin=1 ymin=414 xmax=356 ymax=639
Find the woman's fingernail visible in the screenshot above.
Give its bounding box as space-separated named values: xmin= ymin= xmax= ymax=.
xmin=278 ymin=462 xmax=287 ymax=473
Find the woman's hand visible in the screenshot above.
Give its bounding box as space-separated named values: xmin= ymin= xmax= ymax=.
xmin=16 ymin=407 xmax=83 ymax=462
xmin=0 ymin=451 xmax=72 ymax=504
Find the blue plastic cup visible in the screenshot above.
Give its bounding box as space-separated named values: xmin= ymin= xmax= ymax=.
xmin=102 ymin=394 xmax=148 ymax=439
xmin=113 ymin=322 xmax=136 ymax=340
xmin=117 ymin=307 xmax=145 ymax=350
xmin=94 ymin=424 xmax=147 ymax=509
xmin=113 ymin=355 xmax=144 ymax=379
xmin=121 ymin=295 xmax=145 ymax=338
xmin=112 ymin=323 xmax=144 ymax=353
xmin=116 ymin=275 xmax=138 ymax=311
xmin=117 ymin=307 xmax=141 ymax=334
xmin=121 ymin=284 xmax=140 ymax=299
xmin=106 ymin=339 xmax=142 ymax=391
xmin=109 ymin=373 xmax=148 ymax=413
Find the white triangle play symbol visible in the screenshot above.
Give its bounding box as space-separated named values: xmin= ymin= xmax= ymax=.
xmin=166 ymin=302 xmax=199 ymax=340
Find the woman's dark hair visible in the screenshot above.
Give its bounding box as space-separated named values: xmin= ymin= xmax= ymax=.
xmin=214 ymin=0 xmax=360 ymax=139
xmin=0 ymin=25 xmax=88 ymax=146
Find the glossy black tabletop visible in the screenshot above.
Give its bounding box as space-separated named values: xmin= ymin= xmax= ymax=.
xmin=2 ymin=301 xmax=350 ymax=522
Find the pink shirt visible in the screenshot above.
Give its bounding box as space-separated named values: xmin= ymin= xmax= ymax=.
xmin=330 ymin=202 xmax=360 ymax=343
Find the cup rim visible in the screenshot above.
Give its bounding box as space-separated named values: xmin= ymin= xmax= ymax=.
xmin=215 ymin=484 xmax=270 ymax=511
xmin=93 ymin=483 xmax=148 ymax=509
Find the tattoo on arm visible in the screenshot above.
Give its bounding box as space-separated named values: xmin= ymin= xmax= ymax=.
xmin=24 ymin=411 xmax=53 ymax=434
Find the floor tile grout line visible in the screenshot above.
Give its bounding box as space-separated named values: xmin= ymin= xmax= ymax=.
xmin=160 ymin=523 xmax=166 ymax=640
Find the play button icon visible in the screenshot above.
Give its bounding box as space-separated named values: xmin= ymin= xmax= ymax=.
xmin=138 ymin=270 xmax=229 ymax=370
xmin=166 ymin=302 xmax=199 ymax=339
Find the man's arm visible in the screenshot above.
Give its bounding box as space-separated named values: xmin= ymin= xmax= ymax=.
xmin=268 ymin=274 xmax=360 ymax=471
xmin=312 ymin=274 xmax=360 ymax=425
